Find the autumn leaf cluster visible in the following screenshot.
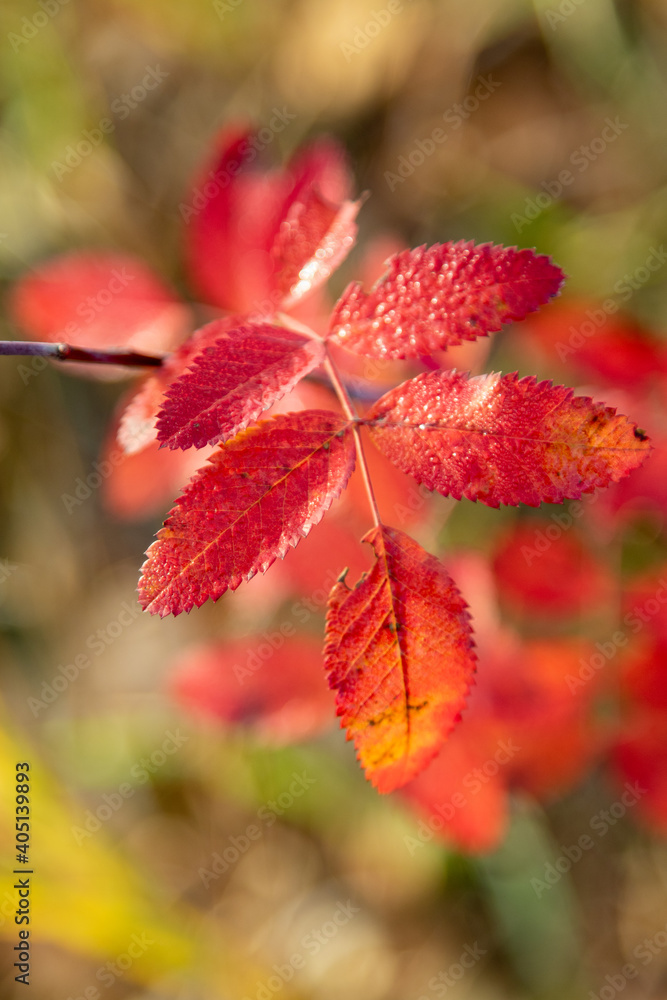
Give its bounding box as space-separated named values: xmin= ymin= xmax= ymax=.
xmin=10 ymin=127 xmax=651 ymax=797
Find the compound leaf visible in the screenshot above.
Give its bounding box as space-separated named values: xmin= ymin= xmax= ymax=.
xmin=170 ymin=634 xmax=336 ymax=744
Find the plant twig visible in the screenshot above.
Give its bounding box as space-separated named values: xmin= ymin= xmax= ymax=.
xmin=0 ymin=341 xmax=165 ymax=367
xmin=324 ymin=345 xmax=381 ymax=529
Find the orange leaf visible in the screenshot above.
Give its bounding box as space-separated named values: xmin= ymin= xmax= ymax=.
xmin=324 ymin=525 xmax=476 ymax=792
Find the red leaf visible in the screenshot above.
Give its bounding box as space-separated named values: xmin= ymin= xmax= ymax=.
xmin=492 ymin=520 xmax=613 ymax=619
xmin=498 ymin=639 xmax=607 ymax=799
xmin=612 ymin=714 xmax=667 ymax=836
xmin=623 ymin=570 xmax=667 ymax=651
xmin=183 ymin=127 xmax=280 ymax=314
xmin=344 ymin=426 xmax=435 ymax=529
xmin=329 ymin=242 xmax=564 ymax=359
xmin=285 ymin=136 xmax=354 ymax=210
xmin=184 ymin=127 xmax=354 ymax=314
xmin=118 ymin=316 xmax=244 ymax=454
xmin=102 ymin=434 xmax=214 ymax=521
xmin=367 ymin=371 xmax=651 ymax=508
xmin=157 ymin=322 xmax=325 ymax=450
xmin=10 ymin=252 xmax=189 ymax=358
xmin=610 ymin=629 xmax=667 ymax=836
xmin=400 ymin=725 xmax=510 ymax=853
xmin=271 ymin=189 xmax=360 ymax=308
xmin=400 ymin=628 xmax=606 ymax=852
xmin=170 ymin=635 xmax=336 ymax=744
xmin=324 ymin=525 xmax=476 ymax=793
xmin=280 ymin=515 xmax=372 ymax=603
xmin=523 ymin=299 xmax=667 ymax=390
xmin=139 ymin=411 xmax=355 ymax=616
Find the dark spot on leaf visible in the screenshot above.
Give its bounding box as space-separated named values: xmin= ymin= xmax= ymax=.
xmin=634 ymin=427 xmax=648 ymax=442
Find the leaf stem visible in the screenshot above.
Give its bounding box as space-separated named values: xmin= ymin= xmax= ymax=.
xmin=324 ymin=345 xmax=381 ymax=529
xmin=0 ymin=341 xmax=164 ymax=367
xmin=275 ymin=312 xmax=326 ymax=342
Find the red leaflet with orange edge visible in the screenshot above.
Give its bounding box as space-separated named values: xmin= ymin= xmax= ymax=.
xmin=324 ymin=526 xmax=476 ymax=793
xmin=329 ymin=242 xmax=564 ymax=358
xmin=157 ymin=322 xmax=325 ymax=450
xmin=367 ymin=371 xmax=651 ymax=507
xmin=139 ymin=411 xmax=355 ymax=616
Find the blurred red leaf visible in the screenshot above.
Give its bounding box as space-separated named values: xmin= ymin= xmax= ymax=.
xmin=343 ymin=426 xmax=435 ymax=529
xmin=609 ymin=589 xmax=667 ymax=836
xmin=271 ymin=189 xmax=360 ymax=309
xmin=281 ymin=514 xmax=372 ymax=603
xmin=498 ymin=639 xmax=608 ymax=798
xmin=523 ymin=299 xmax=667 ymax=390
xmin=324 ymin=525 xmax=476 ymax=793
xmin=102 ymin=434 xmax=214 ymax=521
xmin=139 ymin=411 xmax=355 ymax=616
xmin=367 ymin=371 xmax=651 ymax=507
xmin=401 ymin=635 xmax=605 ymax=852
xmin=612 ymin=715 xmax=667 ymax=836
xmin=184 ymin=126 xmax=354 ymax=314
xmin=400 ymin=728 xmax=509 ymax=854
xmin=492 ymin=520 xmax=613 ymax=619
xmin=622 ymin=569 xmax=667 ymax=651
xmin=10 ymin=251 xmax=189 ymax=359
xmin=170 ymin=635 xmax=336 ymax=744
xmin=329 ymin=242 xmax=564 ymax=359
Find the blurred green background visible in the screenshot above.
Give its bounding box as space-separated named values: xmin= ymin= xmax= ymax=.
xmin=2 ymin=1 xmax=667 ymax=998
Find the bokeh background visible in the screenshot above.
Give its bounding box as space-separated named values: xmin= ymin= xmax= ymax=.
xmin=2 ymin=1 xmax=667 ymax=998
